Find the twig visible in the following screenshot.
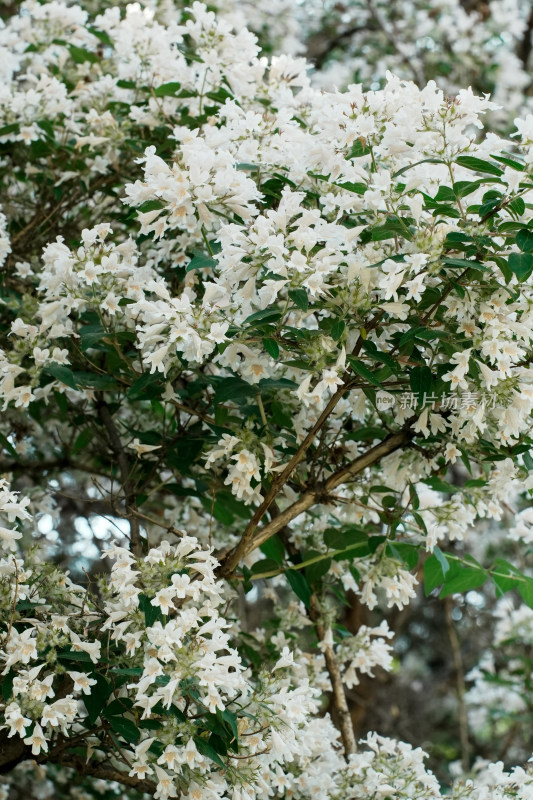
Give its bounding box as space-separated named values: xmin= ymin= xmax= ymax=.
xmin=219 ymin=315 xmax=385 ymax=577
xmin=220 ymin=427 xmax=413 ymax=571
xmin=97 ymin=400 xmax=143 ymax=556
xmin=445 ymin=596 xmax=470 ymax=772
xmin=309 ymin=595 xmax=356 ymax=757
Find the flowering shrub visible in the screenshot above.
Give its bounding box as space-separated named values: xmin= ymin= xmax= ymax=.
xmin=3 ymin=0 xmax=533 ymax=798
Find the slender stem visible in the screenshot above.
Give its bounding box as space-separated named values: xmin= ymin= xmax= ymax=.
xmin=310 ymin=595 xmax=356 ymax=757
xmin=220 ymin=427 xmax=412 ymax=571
xmin=219 ymin=315 xmax=385 ymax=576
xmin=97 ymin=400 xmax=143 ymax=556
xmin=445 ymin=596 xmax=470 ymax=772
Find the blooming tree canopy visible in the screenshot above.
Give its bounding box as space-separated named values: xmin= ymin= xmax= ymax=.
xmin=3 ymin=1 xmax=533 ymax=799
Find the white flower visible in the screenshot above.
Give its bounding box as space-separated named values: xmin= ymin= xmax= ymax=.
xmin=129 ymin=438 xmax=162 ymax=456
xmin=68 ymin=671 xmax=97 ymax=695
xmin=24 ymin=723 xmax=48 ymax=755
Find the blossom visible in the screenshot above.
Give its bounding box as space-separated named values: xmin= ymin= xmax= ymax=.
xmin=23 ymin=723 xmax=48 ymax=755
xmin=129 ymin=438 xmax=162 ymax=456
xmin=68 ymin=671 xmax=97 ymax=695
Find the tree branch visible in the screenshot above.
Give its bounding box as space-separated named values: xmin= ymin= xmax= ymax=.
xmin=55 ymin=753 xmax=157 ymax=795
xmin=0 ymin=730 xmax=158 ymax=794
xmin=219 ymin=317 xmax=386 ymax=578
xmin=310 ymin=596 xmax=357 ymax=757
xmin=519 ymin=2 xmax=533 ymax=67
xmin=445 ymin=596 xmax=470 ymax=772
xmin=97 ymin=400 xmax=143 ymax=557
xmin=220 ymin=427 xmax=413 ymax=572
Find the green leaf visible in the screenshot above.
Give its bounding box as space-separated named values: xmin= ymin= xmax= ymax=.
xmin=0 ymin=122 xmax=20 ymax=137
xmin=433 ymin=546 xmax=451 ymax=577
xmin=509 ymin=197 xmax=526 ymax=216
xmin=110 ymin=667 xmax=143 ymax=677
xmin=347 ymin=140 xmax=371 ymax=158
xmin=154 ymin=82 xmax=182 ymax=97
xmin=57 ymin=650 xmax=94 ymax=664
xmin=136 ymin=199 xmax=164 ymax=213
xmin=212 ymin=377 xmax=257 ymax=405
xmin=84 ymin=673 xmax=112 ymax=726
xmin=244 ymin=309 xmax=282 ymax=326
xmin=221 ymin=710 xmax=239 ymax=744
xmin=518 ymin=577 xmax=533 ymax=608
xmin=434 ymin=186 xmax=456 ymax=203
xmin=325 ymin=527 xmax=368 ymax=551
xmin=331 ymin=320 xmax=345 ymax=341
xmin=523 ymin=450 xmax=533 ymax=471
xmin=288 ymin=289 xmax=309 ymax=311
xmin=72 ymin=429 xmax=93 ymax=455
xmin=262 ymin=338 xmax=280 ymax=359
xmin=1 ymin=669 xmax=14 ymax=701
xmin=455 ymin=155 xmax=503 ymax=176
xmin=79 ymin=323 xmax=107 ymax=351
xmin=45 ymin=365 xmax=78 ymax=390
xmin=73 ymin=372 xmax=117 ymax=389
xmin=337 ymin=181 xmax=367 ymax=195
xmin=194 ymin=737 xmax=225 ymax=767
xmin=127 ymin=373 xmax=163 ymax=400
xmin=424 ymin=554 xmax=445 ymax=595
xmin=508 ymin=252 xmax=533 ymax=281
xmin=305 ymin=557 xmax=331 ymax=584
xmin=36 ymin=120 xmax=55 ymax=140
xmin=258 ymin=377 xmax=297 ymax=391
xmin=0 ymin=432 xmax=18 ymax=458
xmin=138 ymin=593 xmax=163 ymax=627
xmin=371 ymin=218 xmax=413 ymax=242
xmin=439 ymin=567 xmax=487 ymax=597
xmin=348 ymin=357 xmax=381 ymax=386
xmin=242 ymin=565 xmax=253 ymax=594
xmin=69 ymin=45 xmax=99 ymax=64
xmin=409 ymin=366 xmax=434 ymax=404
xmin=387 ymin=542 xmax=418 ymax=569
xmin=453 ymin=180 xmax=482 ymax=198
xmin=517 ymin=228 xmax=533 ymax=253
xmin=250 ymin=559 xmax=279 ymax=575
xmin=88 ymin=26 xmax=113 ymax=46
xmin=108 ymin=716 xmax=140 ymax=743
xmin=491 ymin=153 xmax=525 ymax=171
xmin=104 ymin=698 xmax=134 ymax=717
xmin=478 ymin=196 xmax=502 ymax=217
xmin=424 ymin=476 xmax=457 ymax=493
xmin=186 ymin=252 xmax=217 ymax=271
xmin=442 ymin=257 xmax=486 ymax=272
xmin=285 ymin=570 xmax=311 ymax=607
xmin=491 ymin=559 xmax=520 ymax=596
xmin=259 ymin=534 xmax=285 ymax=564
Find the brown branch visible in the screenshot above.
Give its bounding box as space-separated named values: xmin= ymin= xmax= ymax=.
xmin=220 ymin=427 xmax=413 ymax=572
xmin=365 ymin=0 xmax=424 ymax=85
xmin=0 ymin=732 xmax=30 ymax=774
xmin=219 ymin=316 xmax=385 ymax=577
xmin=97 ymin=400 xmax=143 ymax=557
xmin=445 ymin=596 xmax=470 ymax=772
xmin=218 ymin=389 xmax=351 ymax=576
xmin=519 ymin=2 xmax=533 ymax=67
xmin=306 ymin=23 xmax=368 ymax=69
xmin=52 ymin=753 xmax=157 ymax=794
xmin=0 ymin=730 xmax=157 ymax=793
xmin=309 ymin=595 xmax=356 ymax=757
xmin=0 ymin=458 xmax=97 ymax=476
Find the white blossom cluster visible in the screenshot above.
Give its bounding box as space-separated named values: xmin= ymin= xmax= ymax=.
xmin=3 ymin=1 xmax=533 ymax=799
xmin=0 ymin=482 xmax=343 ymax=800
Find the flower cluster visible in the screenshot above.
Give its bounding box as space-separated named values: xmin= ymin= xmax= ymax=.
xmin=3 ymin=1 xmax=533 ymax=799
